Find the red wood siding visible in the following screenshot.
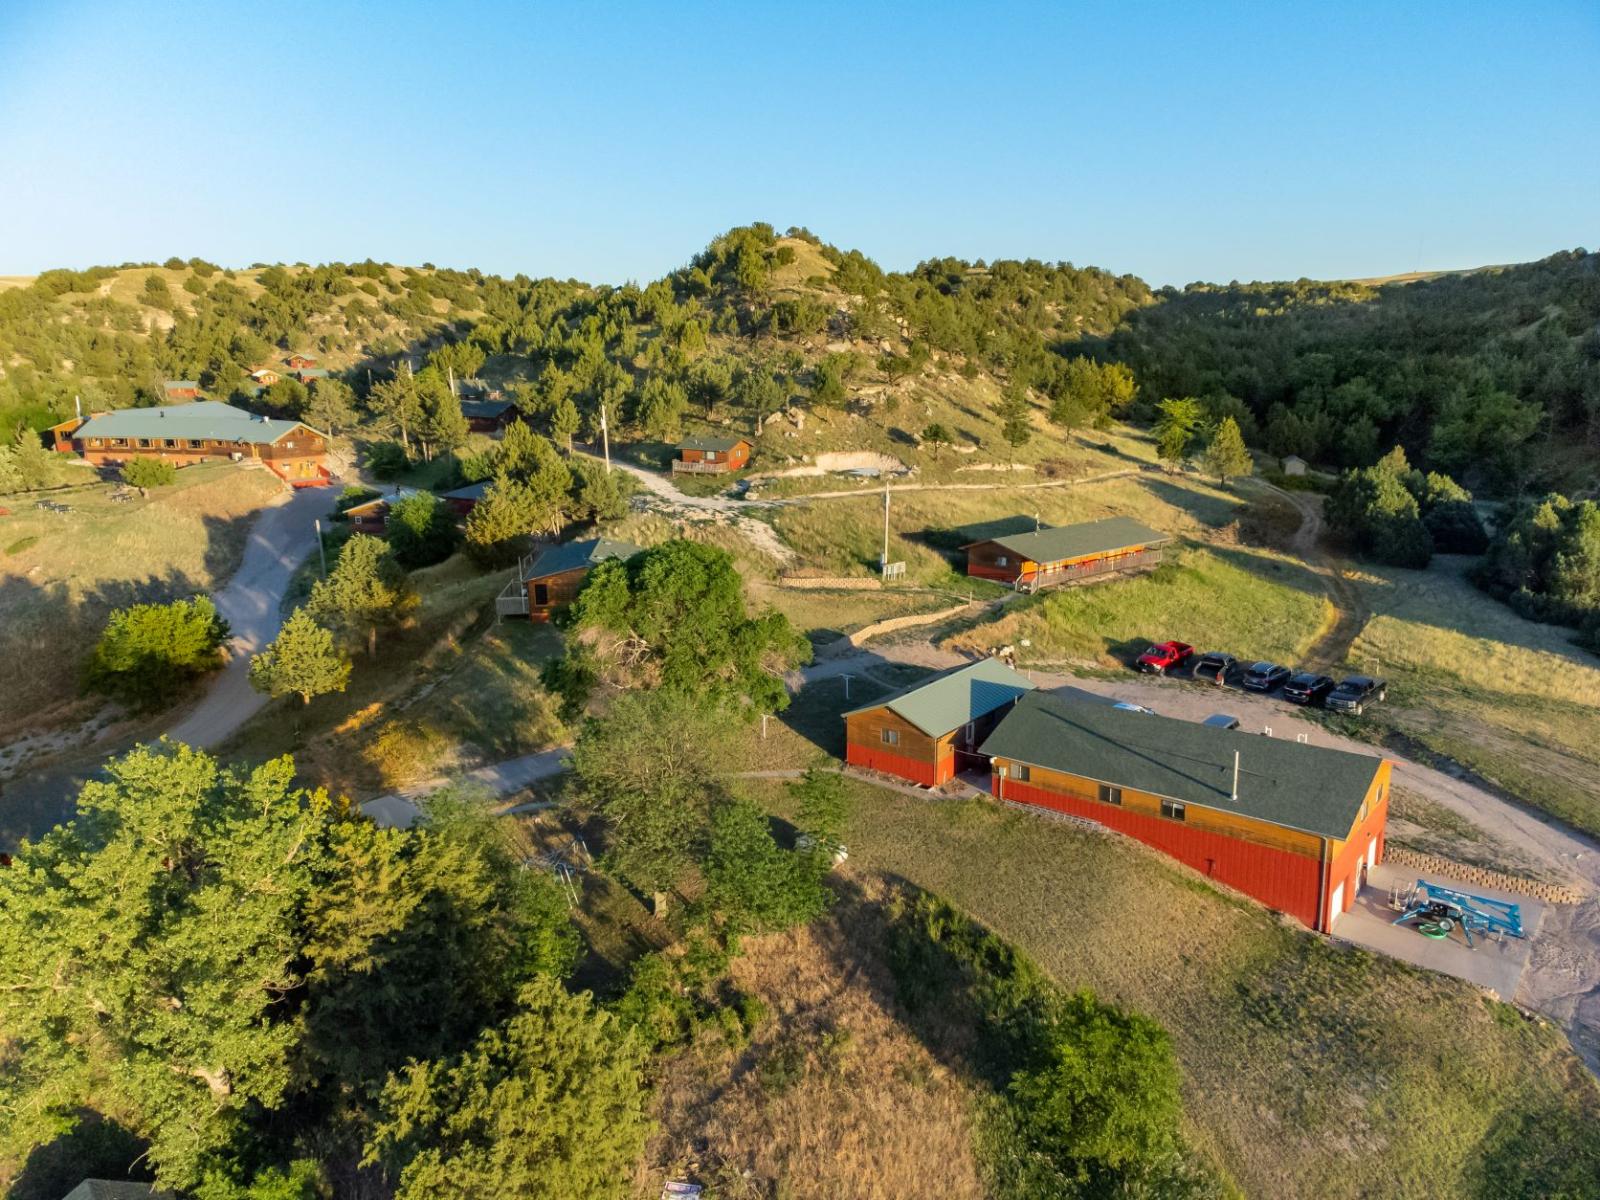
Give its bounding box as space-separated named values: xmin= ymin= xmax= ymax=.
xmin=1321 ymin=771 xmax=1391 ymax=929
xmin=846 ymin=742 xmax=951 ymax=787
xmin=996 ymin=776 xmax=1326 ymax=928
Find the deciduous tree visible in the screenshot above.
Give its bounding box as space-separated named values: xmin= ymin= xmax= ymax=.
xmin=85 ymin=595 xmax=230 ymax=709
xmin=306 ymin=533 xmax=414 ymax=656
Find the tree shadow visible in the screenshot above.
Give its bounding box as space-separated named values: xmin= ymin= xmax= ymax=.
xmin=6 ymin=1109 xmax=152 ymax=1200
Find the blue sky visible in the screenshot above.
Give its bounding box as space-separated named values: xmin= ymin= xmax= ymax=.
xmin=1 ymin=1 xmax=1595 ymax=286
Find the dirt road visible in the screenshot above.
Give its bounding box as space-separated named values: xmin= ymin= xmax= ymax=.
xmin=165 ymin=484 xmax=339 ymax=748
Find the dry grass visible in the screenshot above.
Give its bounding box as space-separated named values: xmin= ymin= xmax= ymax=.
xmin=0 ymin=464 xmax=283 ymax=736
xmin=1344 ymin=557 xmax=1600 ymax=836
xmin=742 ymin=776 xmax=1600 ymax=1199
xmin=632 ymin=879 xmax=986 ymax=1200
xmin=222 ymin=556 xmax=566 ymax=798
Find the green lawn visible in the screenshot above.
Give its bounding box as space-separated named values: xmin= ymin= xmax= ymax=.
xmin=744 ymin=776 xmax=1600 ymax=1200
xmin=950 ymin=542 xmax=1332 ymax=670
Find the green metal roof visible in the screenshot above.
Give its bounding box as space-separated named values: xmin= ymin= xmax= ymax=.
xmin=678 ymin=435 xmax=748 ymax=453
xmin=964 ymin=516 xmax=1171 ymax=564
xmin=441 ymin=480 xmax=491 ymax=501
xmin=461 ymin=398 xmax=516 ymax=419
xmin=979 ymin=691 xmax=1382 ymax=839
xmin=524 ymin=537 xmax=640 ymax=580
xmin=845 ymin=657 xmax=1036 ymax=738
xmin=74 ymin=401 xmax=317 ymax=446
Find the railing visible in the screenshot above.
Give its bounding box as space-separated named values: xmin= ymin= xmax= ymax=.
xmin=672 ymin=458 xmax=733 ymax=474
xmin=1015 ymin=548 xmax=1165 ymax=593
xmin=495 ymin=555 xmax=535 ymax=617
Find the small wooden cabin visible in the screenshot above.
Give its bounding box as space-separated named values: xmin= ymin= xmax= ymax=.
xmin=980 ymin=692 xmax=1391 ymax=931
xmin=286 ymin=353 xmax=318 ymax=369
xmin=462 ymin=398 xmax=520 ymax=433
xmin=515 ymin=537 xmax=640 ymax=622
xmin=163 ymin=380 xmax=201 ymax=400
xmin=440 ymin=479 xmax=491 ymax=516
xmin=962 ymin=515 xmax=1170 ymax=592
xmin=674 ymin=436 xmax=751 ymax=474
xmin=251 ymin=368 xmax=282 ymax=386
xmin=343 ymin=487 xmax=423 ymax=535
xmin=843 ymin=658 xmax=1035 ymax=787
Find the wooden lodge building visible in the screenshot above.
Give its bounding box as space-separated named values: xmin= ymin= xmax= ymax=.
xmin=497 ymin=537 xmax=640 ymax=622
xmin=843 ymin=658 xmax=1035 ymax=788
xmin=51 ymin=401 xmax=330 ymax=486
xmin=962 ymin=515 xmax=1170 ymax=592
xmin=979 ymin=691 xmax=1390 ymax=931
xmin=673 ymin=435 xmax=751 ymax=474
xmin=461 ymin=397 xmax=521 ymax=433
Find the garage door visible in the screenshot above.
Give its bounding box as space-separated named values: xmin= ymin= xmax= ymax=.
xmin=1328 ymin=881 xmax=1345 ymax=928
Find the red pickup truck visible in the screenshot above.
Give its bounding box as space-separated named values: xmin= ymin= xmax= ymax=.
xmin=1135 ymin=640 xmax=1194 ymax=674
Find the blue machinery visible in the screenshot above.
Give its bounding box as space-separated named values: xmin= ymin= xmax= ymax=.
xmin=1390 ymin=879 xmax=1524 ymax=948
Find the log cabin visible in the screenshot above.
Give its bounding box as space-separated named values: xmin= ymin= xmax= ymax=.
xmin=52 ymin=401 xmax=330 ymax=486
xmin=842 ymin=658 xmax=1036 ymax=787
xmin=461 ymin=398 xmax=521 ymax=433
xmin=513 ymin=537 xmax=640 ymax=622
xmin=980 ymin=691 xmax=1390 ymax=931
xmin=962 ymin=515 xmax=1170 ymax=592
xmin=673 ymin=435 xmax=751 ymax=474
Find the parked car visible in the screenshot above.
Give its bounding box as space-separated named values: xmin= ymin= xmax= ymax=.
xmin=1242 ymin=662 xmax=1291 ymax=692
xmin=1202 ymin=713 xmax=1241 ymax=730
xmin=1191 ymin=652 xmax=1239 ymax=684
xmin=1282 ymin=672 xmax=1335 ymax=706
xmin=1113 ymin=701 xmax=1156 ymax=715
xmin=1136 ymin=640 xmax=1194 ymax=674
xmin=1326 ymin=675 xmax=1388 ymax=715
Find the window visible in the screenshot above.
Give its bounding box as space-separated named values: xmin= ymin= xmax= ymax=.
xmin=137 ymin=438 xmax=151 ymax=448
xmin=188 ymin=439 xmax=202 ymax=449
xmin=1012 ymin=763 xmax=1031 ymax=783
xmin=88 ymin=438 xmax=101 ymax=447
xmin=707 ymin=451 xmax=719 ymax=461
xmin=163 ymin=438 xmax=176 ymax=448
xmin=996 ymin=555 xmax=1008 ymax=567
xmin=111 ymin=437 xmax=127 ymax=447
xmin=880 ymin=729 xmax=900 ymax=747
xmin=532 ymin=583 xmax=550 ymax=605
xmin=1098 ymin=783 xmax=1122 ymax=806
xmin=1160 ymin=799 xmax=1186 ymax=821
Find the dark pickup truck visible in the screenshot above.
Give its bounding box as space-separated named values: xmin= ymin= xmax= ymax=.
xmin=1326 ymin=676 xmax=1388 ymax=715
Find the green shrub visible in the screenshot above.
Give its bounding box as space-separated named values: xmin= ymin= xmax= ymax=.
xmin=121 ymin=458 xmax=178 ymax=489
xmin=84 ymin=595 xmax=230 ymax=710
xmin=386 ymin=492 xmax=459 ymax=568
xmin=366 ymin=441 xmax=410 ymax=480
xmin=756 ymin=1038 xmax=808 ymax=1095
xmin=5 ymin=535 xmax=39 ymax=556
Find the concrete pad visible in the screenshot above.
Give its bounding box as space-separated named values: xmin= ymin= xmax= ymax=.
xmin=1333 ymin=862 xmax=1544 ymax=1001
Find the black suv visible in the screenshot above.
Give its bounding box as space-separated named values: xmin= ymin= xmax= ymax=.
xmin=1242 ymin=662 xmax=1290 ymax=692
xmin=1282 ymin=672 xmax=1335 ymax=706
xmin=1191 ymin=652 xmax=1239 ymax=684
xmin=1327 ymin=676 xmax=1387 ymax=715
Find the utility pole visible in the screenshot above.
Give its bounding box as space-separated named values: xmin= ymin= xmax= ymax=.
xmin=881 ymin=482 xmax=890 ymax=573
xmin=600 ymin=402 xmax=611 ymax=474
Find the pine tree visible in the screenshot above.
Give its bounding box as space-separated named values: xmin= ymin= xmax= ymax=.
xmin=1200 ymin=416 xmax=1253 ymax=486
xmin=998 ymin=380 xmax=1033 ymax=447
xmin=250 ymin=609 xmax=351 ymax=705
xmin=549 ymin=398 xmax=579 ymax=452
xmin=306 ymin=534 xmax=414 ymax=656
xmin=1154 ymin=397 xmax=1204 ymax=470
xmin=463 ymin=476 xmax=539 ymax=567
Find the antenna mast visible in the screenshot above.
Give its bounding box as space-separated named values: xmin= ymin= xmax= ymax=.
xmin=881 ymin=482 xmax=890 ymax=572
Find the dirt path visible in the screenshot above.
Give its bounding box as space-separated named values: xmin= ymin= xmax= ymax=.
xmin=1268 ymin=484 xmax=1368 ymax=671
xmin=165 ymin=484 xmax=339 ymax=747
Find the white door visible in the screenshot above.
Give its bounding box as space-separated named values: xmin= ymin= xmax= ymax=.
xmin=1366 ymin=840 xmax=1378 ymax=870
xmin=1329 ymin=882 xmax=1345 ymax=928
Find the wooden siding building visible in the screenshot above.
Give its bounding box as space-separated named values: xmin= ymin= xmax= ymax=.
xmin=285 ymin=354 xmax=318 ymax=369
xmin=980 ymin=691 xmax=1390 ymax=931
xmin=440 ymin=480 xmax=491 ymax=516
xmin=52 ymin=401 xmax=329 ymax=486
xmin=674 ymin=435 xmax=751 ymax=474
xmin=843 ymin=658 xmax=1035 ymax=787
xmin=162 ymin=380 xmax=201 ymax=400
xmin=343 ymin=487 xmax=424 ymax=535
xmin=501 ymin=537 xmax=640 ymax=622
xmin=962 ymin=515 xmax=1170 ymax=592
xmin=461 ymin=398 xmax=521 ymax=433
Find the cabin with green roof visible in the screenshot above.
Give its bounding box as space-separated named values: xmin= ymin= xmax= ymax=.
xmin=497 ymin=536 xmax=641 ymax=622
xmin=673 ymin=434 xmax=751 ymax=474
xmin=962 ymin=515 xmax=1170 ymax=592
xmin=843 ymin=657 xmax=1035 ymax=787
xmin=52 ymin=401 xmax=329 ymax=486
xmin=979 ymin=690 xmax=1391 ymax=930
